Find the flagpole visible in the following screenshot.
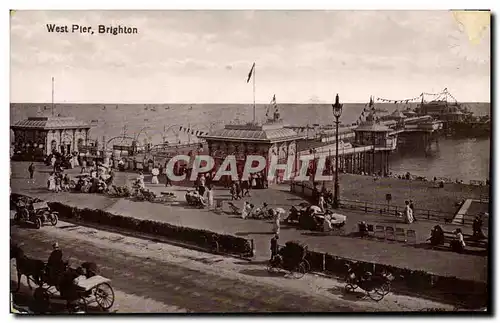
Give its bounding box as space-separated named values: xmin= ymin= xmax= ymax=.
xmin=253 ymin=64 xmax=256 ymax=124
xmin=51 ymin=77 xmax=55 ymax=117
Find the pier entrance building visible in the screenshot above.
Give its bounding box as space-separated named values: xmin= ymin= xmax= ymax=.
xmin=11 ymin=116 xmax=92 ymax=160
xmin=201 ymin=122 xmax=304 ymax=184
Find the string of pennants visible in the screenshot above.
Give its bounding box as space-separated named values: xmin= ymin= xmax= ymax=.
xmin=178 ymin=126 xmax=209 ymax=136
xmin=375 ymin=88 xmax=452 ymax=104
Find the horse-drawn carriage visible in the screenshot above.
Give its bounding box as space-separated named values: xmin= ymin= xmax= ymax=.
xmin=33 ymin=264 xmax=115 ymax=313
xmin=14 ymin=199 xmax=58 ymax=229
xmin=267 ymin=241 xmax=311 ymax=279
xmin=11 ymin=244 xmax=114 ymax=313
xmin=344 ymin=262 xmax=393 ymax=301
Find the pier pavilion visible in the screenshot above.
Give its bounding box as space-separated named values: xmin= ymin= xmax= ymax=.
xmin=11 ymin=116 xmax=92 ymax=159
xmin=200 ymin=121 xmax=305 ymax=183
xmin=352 ymin=120 xmax=396 ymax=176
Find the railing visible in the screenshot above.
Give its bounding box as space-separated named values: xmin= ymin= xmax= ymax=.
xmin=338 ymin=199 xmax=455 ymax=223
xmin=290 ymin=182 xmax=457 ymax=223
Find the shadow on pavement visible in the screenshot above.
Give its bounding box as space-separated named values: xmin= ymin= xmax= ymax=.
xmin=327 ymin=286 xmax=367 ymax=302
xmin=58 ymin=224 xmax=80 ymax=230
xmin=239 ymin=268 xmax=285 ymax=278
xmin=10 ymin=221 xmax=39 ymax=230
xmin=235 ymin=231 xmax=274 ymax=236
xmin=233 ymin=260 xmax=270 ymax=266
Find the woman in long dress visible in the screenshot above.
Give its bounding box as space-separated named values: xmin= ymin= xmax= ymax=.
xmin=241 ymin=201 xmax=251 ymax=219
xmin=404 ymin=200 xmax=414 ymax=224
xmin=48 ymin=173 xmax=56 ymax=191
xmin=272 ymin=209 xmax=283 ymax=235
xmin=151 ymin=168 xmax=159 ymax=184
xmin=318 ymin=194 xmax=325 ymax=212
xmin=138 ymin=172 xmax=145 ymax=189
xmin=207 ymin=185 xmax=214 ymax=208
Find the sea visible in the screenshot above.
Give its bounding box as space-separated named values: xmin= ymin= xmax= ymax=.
xmin=10 ymin=102 xmax=491 ymax=182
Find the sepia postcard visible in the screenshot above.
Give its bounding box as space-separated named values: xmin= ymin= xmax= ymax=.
xmin=9 ymin=9 xmax=491 ymax=314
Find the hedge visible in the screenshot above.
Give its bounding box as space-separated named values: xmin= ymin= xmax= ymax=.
xmin=11 ymin=193 xmax=254 ymax=258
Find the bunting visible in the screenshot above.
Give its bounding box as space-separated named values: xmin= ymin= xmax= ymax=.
xmin=374 ymin=89 xmax=453 ymax=104
xmin=178 ymin=125 xmax=209 ymax=137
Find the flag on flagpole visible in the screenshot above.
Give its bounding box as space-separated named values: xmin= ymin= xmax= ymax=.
xmin=272 ymin=94 xmax=277 ymax=110
xmin=246 ymin=63 xmax=255 ymax=83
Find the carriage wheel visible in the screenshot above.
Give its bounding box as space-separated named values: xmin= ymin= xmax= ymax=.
xmin=34 ymin=218 xmax=42 ymax=229
xmin=291 ymin=263 xmax=306 ymax=279
xmin=69 ymin=181 xmax=76 ymax=189
xmin=204 ymin=237 xmax=219 ymax=253
xmin=211 ymin=241 xmax=220 ymax=253
xmin=302 ymin=260 xmax=311 ymax=273
xmin=381 ymin=282 xmax=391 ymax=295
xmin=50 ymin=213 xmax=58 ymax=226
xmin=94 ymin=283 xmax=115 ymax=311
xmin=33 ymin=287 xmax=50 ymax=312
xmin=14 ymin=212 xmax=20 ymax=224
xmin=344 ymin=284 xmax=357 ymax=293
xmin=367 ymin=287 xmax=385 ymax=302
xmin=67 ymin=296 xmax=87 ymax=313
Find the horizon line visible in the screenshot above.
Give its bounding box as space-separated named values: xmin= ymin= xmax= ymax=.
xmin=10 ymin=101 xmax=492 ymax=105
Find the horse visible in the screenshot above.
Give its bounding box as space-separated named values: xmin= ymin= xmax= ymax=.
xmin=10 ymin=243 xmax=45 ymax=292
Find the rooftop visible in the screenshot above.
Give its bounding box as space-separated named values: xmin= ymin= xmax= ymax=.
xmin=11 ymin=116 xmax=91 ymax=130
xmin=354 ymin=122 xmax=392 ymax=132
xmin=200 ymin=122 xmax=305 ymax=143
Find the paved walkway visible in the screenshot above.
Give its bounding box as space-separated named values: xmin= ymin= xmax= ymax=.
xmin=10 ymin=161 xmax=487 ymax=283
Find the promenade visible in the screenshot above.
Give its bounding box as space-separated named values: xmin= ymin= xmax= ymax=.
xmin=10 ymin=161 xmax=488 ymax=283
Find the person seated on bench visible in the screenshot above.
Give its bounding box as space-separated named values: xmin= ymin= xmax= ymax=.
xmin=450 ymin=228 xmax=466 ymax=253
xmin=427 ymin=225 xmax=445 ymax=246
xmin=472 ymin=215 xmax=486 ymax=240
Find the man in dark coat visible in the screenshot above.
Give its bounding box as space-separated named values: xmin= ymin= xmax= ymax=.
xmin=47 ymin=242 xmax=64 ymax=283
xmin=28 ymin=163 xmax=35 ymax=183
xmin=472 ymin=215 xmax=485 ymax=239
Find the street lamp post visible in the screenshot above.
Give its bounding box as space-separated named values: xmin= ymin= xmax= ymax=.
xmin=332 ymin=94 xmax=343 ymax=209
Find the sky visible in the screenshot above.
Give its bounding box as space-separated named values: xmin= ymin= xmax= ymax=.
xmin=10 ymin=10 xmax=491 ymax=103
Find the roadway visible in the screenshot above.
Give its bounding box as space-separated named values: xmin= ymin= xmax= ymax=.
xmin=10 ymin=218 xmax=455 ymax=313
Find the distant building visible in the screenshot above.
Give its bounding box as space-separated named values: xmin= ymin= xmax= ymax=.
xmin=11 ymin=116 xmax=91 ymax=159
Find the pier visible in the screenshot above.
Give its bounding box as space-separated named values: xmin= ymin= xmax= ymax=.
xmin=285 ymin=106 xmax=445 ymax=176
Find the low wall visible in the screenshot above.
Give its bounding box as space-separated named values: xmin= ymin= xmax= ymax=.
xmin=300 ymin=248 xmax=488 ymax=308
xmin=11 ymin=193 xmax=487 ymax=307
xmin=10 ymin=193 xmax=254 ymax=258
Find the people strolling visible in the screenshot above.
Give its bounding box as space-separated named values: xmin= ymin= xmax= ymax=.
xmin=403 ymin=200 xmax=414 ymax=224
